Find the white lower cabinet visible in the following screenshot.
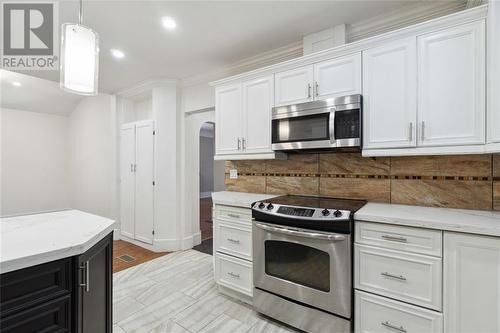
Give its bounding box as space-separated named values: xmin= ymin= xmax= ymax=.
xmin=444 ymin=232 xmax=500 ymax=333
xmin=355 ymin=291 xmax=443 ymax=333
xmin=213 ymin=204 xmax=253 ymax=303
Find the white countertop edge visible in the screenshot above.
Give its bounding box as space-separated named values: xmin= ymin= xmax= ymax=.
xmin=0 ymin=222 xmax=115 ymax=274
xmin=212 ymin=191 xmax=279 ymax=208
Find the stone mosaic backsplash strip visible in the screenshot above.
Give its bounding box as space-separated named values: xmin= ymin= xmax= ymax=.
xmin=225 ymin=153 xmax=500 ymax=211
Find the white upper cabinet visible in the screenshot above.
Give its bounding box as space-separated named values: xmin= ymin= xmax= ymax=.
xmin=444 ymin=232 xmax=500 ymax=333
xmin=215 ymin=84 xmax=243 ymax=155
xmin=314 ymin=53 xmax=361 ymax=100
xmin=488 ymin=1 xmax=500 ymax=144
xmin=363 ymin=39 xmax=417 ymax=149
xmin=417 ymin=21 xmax=485 ymax=147
xmin=274 ymin=66 xmax=314 ymax=106
xmin=242 ymin=76 xmax=274 ymax=154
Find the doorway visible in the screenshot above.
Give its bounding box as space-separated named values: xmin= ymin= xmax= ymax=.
xmin=194 ymin=122 xmax=224 ymax=254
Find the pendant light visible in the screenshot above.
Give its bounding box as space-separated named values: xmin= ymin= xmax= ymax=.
xmin=60 ymin=0 xmax=99 ymax=95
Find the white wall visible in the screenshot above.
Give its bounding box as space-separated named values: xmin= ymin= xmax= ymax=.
xmin=1 ymin=108 xmax=69 ymax=216
xmin=67 ymin=95 xmax=117 ymax=220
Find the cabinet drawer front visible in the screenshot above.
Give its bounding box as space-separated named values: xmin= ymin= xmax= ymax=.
xmin=0 ymin=257 xmax=72 ymax=317
xmin=355 ymin=290 xmax=443 ymax=333
xmin=214 ymin=205 xmax=252 ymax=225
xmin=215 ymin=252 xmax=252 ymax=297
xmin=0 ymin=295 xmax=71 ymax=332
xmin=216 ymin=222 xmax=252 ymax=261
xmin=355 ymin=221 xmax=442 ymax=257
xmin=355 ymin=244 xmax=442 ymax=310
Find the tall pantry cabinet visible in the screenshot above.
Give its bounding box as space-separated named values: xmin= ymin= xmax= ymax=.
xmin=120 ymin=120 xmax=155 ymax=244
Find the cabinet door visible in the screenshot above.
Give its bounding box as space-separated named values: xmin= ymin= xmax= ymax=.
xmin=75 ymin=233 xmax=112 ymax=333
xmin=134 ymin=121 xmax=154 ymax=244
xmin=418 ymin=21 xmax=485 ymax=147
xmin=120 ymin=124 xmax=135 ymax=239
xmin=242 ymin=76 xmax=274 ymax=154
xmin=444 ymin=232 xmax=500 ymax=333
xmin=274 ymin=66 xmax=314 ymax=106
xmin=313 ymin=53 xmax=361 ymax=100
xmin=488 ymin=2 xmax=500 ymax=143
xmin=363 ymin=38 xmax=417 ymax=149
xmin=215 ymin=84 xmax=242 ymax=155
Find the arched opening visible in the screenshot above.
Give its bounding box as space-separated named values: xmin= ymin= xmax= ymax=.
xmin=194 ymin=121 xmax=224 ymax=254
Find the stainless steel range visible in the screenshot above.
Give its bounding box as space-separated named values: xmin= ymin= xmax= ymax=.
xmin=251 ymin=195 xmax=366 ymax=333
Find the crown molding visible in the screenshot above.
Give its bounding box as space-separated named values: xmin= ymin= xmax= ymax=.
xmin=347 ymin=1 xmax=468 ymax=42
xmin=117 ymin=78 xmax=178 ymax=99
xmin=180 ymin=41 xmax=303 ymax=88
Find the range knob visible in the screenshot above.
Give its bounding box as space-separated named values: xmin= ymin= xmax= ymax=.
xmin=333 ymin=210 xmax=342 ymax=218
xmin=267 ymin=203 xmax=274 ymax=210
xmin=258 ymin=202 xmax=266 ymax=209
xmin=321 ymin=209 xmax=330 ymax=216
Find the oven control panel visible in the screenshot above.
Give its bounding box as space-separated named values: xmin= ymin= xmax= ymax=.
xmin=253 ymin=202 xmax=350 ymax=221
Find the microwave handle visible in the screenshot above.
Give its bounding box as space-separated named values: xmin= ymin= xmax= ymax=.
xmin=329 ymin=108 xmax=336 ymax=143
xmin=255 ymin=222 xmax=346 ymax=241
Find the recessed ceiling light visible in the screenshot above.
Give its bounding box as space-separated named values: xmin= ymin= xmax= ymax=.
xmin=110 ymin=49 xmax=125 ymax=59
xmin=161 ymin=16 xmax=177 ymax=30
xmin=11 ymin=81 xmax=21 ymax=87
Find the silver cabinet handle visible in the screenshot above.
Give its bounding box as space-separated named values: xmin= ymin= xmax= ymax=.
xmin=421 ymin=121 xmax=425 ymax=141
xmin=237 ymin=138 xmax=241 ymax=150
xmin=227 ymin=238 xmax=240 ymax=244
xmin=307 ymin=83 xmax=312 ymax=98
xmin=255 ymin=222 xmax=346 ymax=241
xmin=227 ymin=213 xmax=240 ymax=218
xmin=315 ymin=82 xmax=319 ymax=97
xmin=79 ymin=261 xmax=90 ymax=292
xmin=227 ymin=272 xmax=240 ymax=279
xmin=381 ymin=321 xmax=407 ymax=333
xmin=381 ymin=272 xmax=407 ymax=281
xmin=242 ymin=138 xmax=246 ymax=150
xmin=381 ymin=235 xmax=407 ymax=243
xmin=409 ymin=122 xmax=413 ymax=142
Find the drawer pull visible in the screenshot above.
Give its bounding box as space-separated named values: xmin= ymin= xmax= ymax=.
xmin=381 ymin=235 xmax=408 ymax=243
xmin=381 ymin=272 xmax=407 ymax=281
xmin=381 ymin=321 xmax=407 ymax=333
xmin=227 ymin=272 xmax=240 ymax=279
xmin=227 ymin=238 xmax=240 ymax=244
xmin=227 ymin=213 xmax=241 ymax=219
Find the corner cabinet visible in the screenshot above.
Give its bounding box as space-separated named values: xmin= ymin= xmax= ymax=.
xmin=362 ymin=38 xmax=417 ymax=149
xmin=0 ymin=233 xmax=113 ymax=333
xmin=417 ymin=21 xmax=485 ymax=147
xmin=215 ymin=76 xmax=279 ymax=160
xmin=444 ymin=232 xmax=500 ymax=333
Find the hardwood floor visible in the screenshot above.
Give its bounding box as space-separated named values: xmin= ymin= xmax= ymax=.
xmin=200 ymin=197 xmax=213 ymax=241
xmin=113 ymin=240 xmax=169 ymax=273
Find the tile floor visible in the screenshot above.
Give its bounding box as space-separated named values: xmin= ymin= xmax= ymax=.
xmin=113 ymin=250 xmax=297 ymax=333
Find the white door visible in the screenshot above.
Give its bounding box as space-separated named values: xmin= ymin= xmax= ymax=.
xmin=242 ymin=75 xmax=274 ymax=154
xmin=444 ymin=232 xmax=500 ymax=333
xmin=215 ymin=84 xmax=243 ymax=155
xmin=120 ymin=123 xmax=135 ymax=239
xmin=363 ymin=38 xmax=417 ymax=149
xmin=274 ymin=66 xmax=314 ymax=106
xmin=417 ymin=21 xmax=485 ymax=147
xmin=134 ymin=120 xmax=155 ymax=244
xmin=313 ymin=53 xmax=361 ymax=100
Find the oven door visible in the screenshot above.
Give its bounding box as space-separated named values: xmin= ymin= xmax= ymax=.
xmin=253 ymin=221 xmax=352 ymax=318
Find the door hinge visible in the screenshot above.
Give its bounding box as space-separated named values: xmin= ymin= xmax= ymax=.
xmin=153 ymin=130 xmax=156 ymax=135
xmin=152 ymin=230 xmax=155 ymax=235
xmin=152 ymin=181 xmax=155 ymax=186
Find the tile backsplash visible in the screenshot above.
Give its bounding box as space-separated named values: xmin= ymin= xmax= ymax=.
xmin=225 ymin=153 xmax=500 ymax=211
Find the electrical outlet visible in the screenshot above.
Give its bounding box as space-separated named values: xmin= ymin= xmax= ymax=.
xmin=229 ymin=169 xmax=238 ymax=179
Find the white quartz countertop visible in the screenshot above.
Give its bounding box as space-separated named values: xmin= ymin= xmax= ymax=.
xmin=355 ymin=203 xmax=500 ymax=237
xmin=0 ymin=210 xmax=116 ymax=274
xmin=212 ymin=191 xmax=279 ymax=208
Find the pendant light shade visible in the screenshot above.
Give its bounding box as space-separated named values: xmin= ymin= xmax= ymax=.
xmin=60 ymin=23 xmax=99 ymax=95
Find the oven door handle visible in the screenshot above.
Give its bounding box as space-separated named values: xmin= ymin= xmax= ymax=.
xmin=329 ymin=108 xmax=336 ymax=143
xmin=254 ymin=222 xmax=346 ymax=241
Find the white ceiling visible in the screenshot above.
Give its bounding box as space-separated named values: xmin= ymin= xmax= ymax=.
xmin=0 ymin=70 xmax=83 ymax=116
xmin=21 ymin=0 xmax=427 ymax=93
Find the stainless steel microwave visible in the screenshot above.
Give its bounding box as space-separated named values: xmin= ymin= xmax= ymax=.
xmin=271 ymin=94 xmax=362 ymax=151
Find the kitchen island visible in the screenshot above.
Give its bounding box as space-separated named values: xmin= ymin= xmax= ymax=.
xmin=0 ymin=210 xmax=115 ymax=333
